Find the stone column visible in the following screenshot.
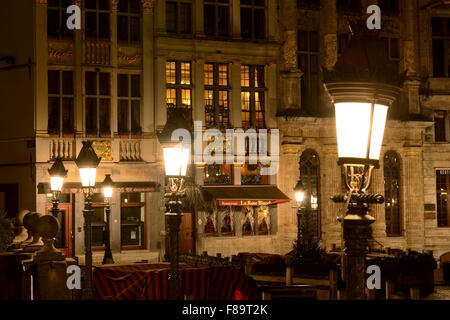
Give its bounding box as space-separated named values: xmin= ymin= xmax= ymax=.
xmin=34 ymin=0 xmax=49 ymax=134
xmin=193 ymin=59 xmax=205 ymax=124
xmin=155 ymin=0 xmax=166 ymax=34
xmin=74 ymin=0 xmax=83 ymax=137
xmin=278 ymin=0 xmax=302 ymax=114
xmin=233 ymin=163 xmax=242 ymax=185
xmin=320 ymin=0 xmax=337 ymax=71
xmin=155 ymin=57 xmax=167 ymax=131
xmin=402 ymin=0 xmax=420 ymax=115
xmin=194 ymin=0 xmax=205 ymax=37
xmin=230 ymin=62 xmax=242 ymax=128
xmin=231 ymin=0 xmax=241 ymax=40
xmin=111 ymin=1 xmax=119 ymax=136
xmin=142 ymin=0 xmax=156 ymax=133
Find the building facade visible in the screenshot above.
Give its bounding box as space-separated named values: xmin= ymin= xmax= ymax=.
xmin=0 ymin=0 xmax=450 ymax=263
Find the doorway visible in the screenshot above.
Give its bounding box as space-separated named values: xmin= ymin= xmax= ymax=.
xmin=45 ymin=194 xmax=74 ymax=257
xmin=165 ymin=211 xmax=195 ymax=255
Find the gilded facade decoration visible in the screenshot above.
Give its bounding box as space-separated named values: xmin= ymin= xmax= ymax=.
xmin=141 ymin=0 xmax=155 ymax=14
xmin=92 ymin=141 xmax=112 ymax=161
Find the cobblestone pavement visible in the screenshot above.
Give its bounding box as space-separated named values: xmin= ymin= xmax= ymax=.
xmin=423 ymin=286 xmax=450 ymax=300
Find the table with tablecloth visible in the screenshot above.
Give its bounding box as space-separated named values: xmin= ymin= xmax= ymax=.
xmin=93 ymin=263 xmax=259 ymax=300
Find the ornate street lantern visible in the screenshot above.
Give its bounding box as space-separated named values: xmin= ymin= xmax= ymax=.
xmin=157 ymin=107 xmax=192 ymax=300
xmin=324 ymin=24 xmax=405 ymax=300
xmin=294 ymin=179 xmax=306 ymax=205
xmin=75 ymin=141 xmax=100 ymax=188
xmin=101 ymin=174 xmax=114 ymax=265
xmin=75 ymin=140 xmax=101 ymax=300
xmin=48 ymin=157 xmax=67 ymax=218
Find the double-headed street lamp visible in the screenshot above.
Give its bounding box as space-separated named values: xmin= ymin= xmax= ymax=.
xmin=102 ymin=174 xmax=115 ymax=265
xmin=75 ymin=141 xmax=101 ymax=300
xmin=48 ymin=157 xmax=67 ymax=218
xmin=157 ymin=108 xmax=191 ymax=300
xmin=324 ymin=26 xmax=404 ymax=299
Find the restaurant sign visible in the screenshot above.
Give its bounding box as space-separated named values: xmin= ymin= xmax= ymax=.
xmin=218 ymin=200 xmax=273 ymax=206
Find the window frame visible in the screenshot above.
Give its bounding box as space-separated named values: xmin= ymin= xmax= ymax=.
xmin=47 ymin=0 xmax=74 ymax=40
xmin=166 ymin=0 xmax=194 ymax=35
xmin=120 ymin=192 xmax=147 ymax=250
xmin=240 ymin=0 xmax=267 ymax=41
xmin=378 ymin=0 xmax=400 ymax=16
xmin=336 ymin=0 xmax=362 ymax=13
xmin=204 ymin=63 xmax=231 ymax=129
xmin=166 ymin=61 xmax=193 ymax=121
xmin=84 ymin=0 xmax=111 ymax=41
xmin=432 ymin=18 xmax=450 ymax=78
xmin=84 ymin=70 xmax=111 ymax=137
xmin=204 ymin=0 xmax=231 ymax=38
xmin=436 ymin=170 xmax=450 ymax=228
xmin=384 ymin=151 xmax=402 ymax=237
xmin=240 ymin=64 xmax=266 ymax=129
xmin=297 ymin=29 xmax=319 ymax=113
xmin=117 ymin=73 xmax=142 ymax=137
xmin=299 ymin=149 xmax=321 ymax=238
xmin=117 ymin=0 xmax=142 ymax=44
xmin=48 ymin=69 xmax=75 ymax=136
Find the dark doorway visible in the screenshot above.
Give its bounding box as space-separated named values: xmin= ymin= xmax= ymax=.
xmin=0 ymin=184 xmax=19 ymax=219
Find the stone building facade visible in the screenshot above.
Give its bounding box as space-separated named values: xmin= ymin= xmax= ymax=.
xmin=0 ymin=0 xmax=449 ymax=263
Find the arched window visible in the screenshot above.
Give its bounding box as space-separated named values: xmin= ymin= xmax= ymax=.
xmin=384 ymin=151 xmax=401 ymax=236
xmin=299 ymin=149 xmax=320 ymax=237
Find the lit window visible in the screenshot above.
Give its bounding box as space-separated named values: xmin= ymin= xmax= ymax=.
xmin=204 ymin=63 xmax=230 ymax=128
xmin=240 ymin=65 xmax=265 ymax=128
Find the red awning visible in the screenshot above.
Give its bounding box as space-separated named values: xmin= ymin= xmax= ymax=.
xmin=202 ymin=185 xmax=290 ymax=206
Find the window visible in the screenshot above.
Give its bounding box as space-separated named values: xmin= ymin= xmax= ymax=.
xmin=117 ymin=0 xmax=141 ymax=43
xmin=85 ymin=71 xmax=111 ymax=136
xmin=47 ymin=0 xmax=73 ymax=39
xmin=297 ymin=0 xmax=320 ymax=9
xmin=118 ymin=74 xmax=141 ymax=136
xmin=242 ymin=205 xmax=270 ymax=236
xmin=240 ymin=0 xmax=266 ymax=40
xmin=384 ymin=151 xmax=401 ymax=236
xmin=166 ymin=0 xmax=193 ymax=34
xmin=299 ymin=149 xmax=320 ymax=237
xmin=298 ymin=30 xmax=319 ymax=113
xmin=434 ymin=111 xmax=447 ymax=142
xmin=48 ymin=70 xmax=74 ymax=135
xmin=432 ymin=18 xmax=450 ymax=77
xmin=166 ymin=61 xmax=192 ymax=122
xmin=241 ymin=65 xmax=265 ymax=128
xmin=121 ymin=193 xmax=146 ymax=248
xmin=205 ymin=63 xmax=230 ymax=128
xmin=437 ymin=170 xmax=450 ymax=227
xmin=85 ymin=0 xmax=110 ymax=41
xmin=205 ymin=164 xmax=232 ymax=185
xmin=337 ymin=0 xmax=362 ymax=13
xmin=204 ymin=0 xmax=230 ymax=37
xmin=378 ymin=0 xmax=399 ymax=16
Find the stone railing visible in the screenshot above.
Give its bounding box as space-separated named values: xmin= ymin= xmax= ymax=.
xmin=49 ymin=139 xmax=75 ymax=160
xmin=84 ymin=41 xmax=111 ymax=65
xmin=120 ymin=140 xmax=142 ymax=161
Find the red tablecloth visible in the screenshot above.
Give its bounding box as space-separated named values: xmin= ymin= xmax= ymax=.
xmin=93 ymin=263 xmax=259 ymax=300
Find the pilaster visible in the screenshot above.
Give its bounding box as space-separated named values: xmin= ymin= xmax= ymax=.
xmin=35 ymin=0 xmax=49 ymax=133
xmin=142 ymin=0 xmax=156 ymax=133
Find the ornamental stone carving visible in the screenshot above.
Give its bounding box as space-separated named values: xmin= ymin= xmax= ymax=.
xmin=283 ymin=30 xmax=298 ymax=71
xmin=142 ymin=0 xmax=155 ymax=14
xmin=111 ymin=0 xmax=119 ymax=12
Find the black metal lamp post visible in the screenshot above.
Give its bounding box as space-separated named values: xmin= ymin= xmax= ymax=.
xmin=48 ymin=157 xmax=68 ymax=218
xmin=102 ymin=174 xmax=115 ymax=265
xmin=75 ymin=141 xmax=101 ymax=300
xmin=294 ymin=179 xmax=306 ymax=256
xmin=324 ymin=25 xmax=404 ymax=300
xmin=157 ymin=108 xmax=192 ymax=300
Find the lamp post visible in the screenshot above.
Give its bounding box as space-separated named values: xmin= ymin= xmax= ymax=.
xmin=102 ymin=174 xmax=114 ymax=265
xmin=75 ymin=141 xmax=101 ymax=300
xmin=294 ymin=179 xmax=306 ymax=257
xmin=157 ymin=107 xmax=191 ymax=300
xmin=48 ymin=157 xmax=67 ymax=218
xmin=324 ymin=26 xmax=404 ymax=300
